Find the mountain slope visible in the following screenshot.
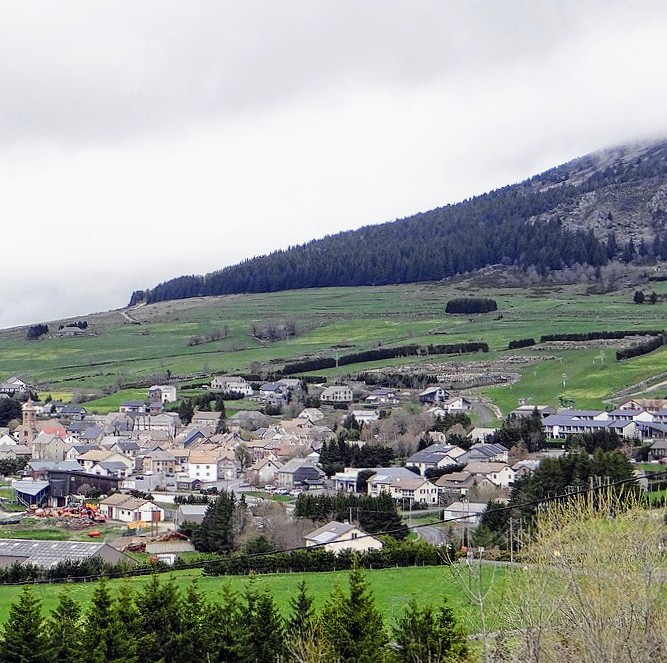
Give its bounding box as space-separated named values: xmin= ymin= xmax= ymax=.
xmin=130 ymin=139 xmax=667 ymax=306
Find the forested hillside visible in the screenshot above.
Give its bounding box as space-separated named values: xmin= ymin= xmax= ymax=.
xmin=130 ymin=140 xmax=667 ymax=305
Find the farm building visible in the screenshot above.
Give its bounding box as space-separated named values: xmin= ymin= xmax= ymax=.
xmin=0 ymin=538 xmax=133 ymax=569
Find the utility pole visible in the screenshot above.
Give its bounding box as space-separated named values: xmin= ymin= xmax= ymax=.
xmin=509 ymin=516 xmax=514 ymax=564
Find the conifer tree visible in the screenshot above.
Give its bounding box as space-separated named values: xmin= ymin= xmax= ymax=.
xmin=173 ymin=581 xmax=210 ymax=663
xmin=135 ymin=575 xmax=183 ymax=663
xmin=244 ymin=585 xmax=285 ymax=662
xmin=205 ymin=586 xmax=252 ymax=663
xmin=192 ymin=491 xmax=239 ymax=553
xmin=287 ymin=580 xmax=316 ymax=637
xmin=0 ymin=586 xmax=49 ymax=663
xmin=391 ymin=598 xmax=469 ymax=662
xmin=321 ymin=567 xmax=388 ymax=663
xmin=47 ymin=590 xmax=83 ymax=663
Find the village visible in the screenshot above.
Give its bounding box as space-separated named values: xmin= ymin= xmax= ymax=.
xmin=0 ymin=371 xmax=661 ymax=571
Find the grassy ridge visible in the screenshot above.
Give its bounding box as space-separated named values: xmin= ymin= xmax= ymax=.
xmin=1 ymin=282 xmax=665 ymax=412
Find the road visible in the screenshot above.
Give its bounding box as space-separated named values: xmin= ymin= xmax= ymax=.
xmin=415 ymin=523 xmax=449 ymax=547
xmin=470 ymin=401 xmax=499 ymax=425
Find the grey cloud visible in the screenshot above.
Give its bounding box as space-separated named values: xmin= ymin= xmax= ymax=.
xmin=1 ymin=0 xmax=652 ymax=145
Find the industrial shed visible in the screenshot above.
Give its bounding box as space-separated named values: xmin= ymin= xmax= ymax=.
xmin=0 ymin=538 xmax=133 ymax=569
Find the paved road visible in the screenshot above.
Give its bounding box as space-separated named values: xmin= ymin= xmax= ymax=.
xmin=470 ymin=401 xmax=498 ymax=425
xmin=416 ymin=524 xmax=449 ymax=547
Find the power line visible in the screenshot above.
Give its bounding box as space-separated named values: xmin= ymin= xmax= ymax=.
xmin=2 ymin=465 xmax=659 ymax=585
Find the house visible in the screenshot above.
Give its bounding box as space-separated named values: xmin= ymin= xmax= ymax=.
xmin=148 ymin=385 xmax=178 ymax=403
xmin=276 ymin=458 xmax=325 ymax=489
xmin=77 ymin=426 xmax=104 ymax=445
xmin=460 ymin=443 xmax=508 ymax=464
xmin=464 ymin=462 xmax=515 ymax=488
xmin=141 ymin=449 xmax=177 ymax=475
xmin=119 ymin=401 xmax=147 ymax=415
xmin=188 ymin=450 xmax=229 ymax=482
xmin=246 ymin=457 xmax=282 ymax=486
xmin=89 ymin=461 xmax=131 ymax=479
xmin=406 ymin=444 xmax=466 ymax=475
xmin=59 ymin=404 xmax=88 ymax=420
xmin=298 ymin=408 xmax=325 ymax=423
xmin=365 ymin=388 xmax=400 ymax=407
xmin=211 ymin=375 xmax=254 ymax=396
xmin=434 ymin=471 xmax=478 ymax=497
xmin=259 ymin=383 xmax=288 ymax=401
xmin=304 ymin=521 xmax=383 ymax=553
xmin=442 ymin=501 xmax=487 ymax=527
xmin=0 ymin=538 xmax=133 ymax=569
xmin=509 ymin=405 xmax=556 ymax=419
xmin=619 ymin=398 xmax=667 ymax=412
xmin=349 ymin=410 xmax=380 ymax=425
xmin=419 ymin=387 xmax=448 ymax=404
xmin=648 ymin=438 xmax=667 ymax=461
xmin=319 ymin=385 xmax=353 ymax=405
xmin=31 ymin=432 xmax=69 ymax=462
xmin=0 ymin=376 xmax=30 ymax=397
xmin=191 ymin=411 xmax=222 ymax=429
xmin=441 ymin=396 xmax=472 ymax=413
xmin=76 ymin=450 xmax=134 ymax=474
xmin=367 ymin=468 xmax=439 ymax=505
xmin=98 ymin=493 xmax=164 ymax=523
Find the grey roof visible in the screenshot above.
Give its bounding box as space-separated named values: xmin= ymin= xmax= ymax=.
xmin=28 ymin=460 xmax=81 ymax=472
xmin=177 ymin=505 xmax=210 ymax=516
xmin=97 ymin=461 xmax=128 ymax=471
xmin=12 ymin=480 xmax=50 ymax=496
xmin=305 ymin=521 xmax=358 ymax=544
xmin=80 ymin=426 xmax=103 ymax=440
xmin=121 ymin=401 xmax=147 ymax=408
xmin=0 ymin=539 xmax=118 ymax=569
xmin=407 ymin=444 xmax=460 ymax=464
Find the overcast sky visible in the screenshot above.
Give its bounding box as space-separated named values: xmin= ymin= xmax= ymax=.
xmin=2 ymin=1 xmax=667 ymax=329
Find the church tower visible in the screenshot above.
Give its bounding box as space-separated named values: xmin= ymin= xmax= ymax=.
xmin=21 ymin=399 xmax=37 ymax=445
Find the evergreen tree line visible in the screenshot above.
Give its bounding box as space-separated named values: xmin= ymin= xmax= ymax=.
xmin=444 ymin=298 xmax=498 ymax=314
xmin=25 ymin=324 xmax=49 ymax=340
xmin=130 ymin=157 xmax=627 ymax=307
xmin=476 ymin=449 xmax=639 ymax=549
xmin=282 ymin=341 xmax=488 ymax=375
xmin=294 ymin=493 xmax=409 ymax=539
xmin=540 ymin=329 xmax=663 ymax=342
xmin=202 ymin=539 xmax=447 ymax=577
xmin=507 ymin=337 xmax=536 ymax=350
xmin=616 ymin=334 xmax=666 ymax=360
xmin=0 ymin=569 xmax=470 ymax=663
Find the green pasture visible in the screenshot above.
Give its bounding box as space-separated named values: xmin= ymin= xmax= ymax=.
xmin=0 ymin=564 xmax=507 ymax=632
xmin=1 ymin=282 xmax=666 ymax=413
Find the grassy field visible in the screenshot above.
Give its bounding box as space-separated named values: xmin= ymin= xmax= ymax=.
xmin=1 ymin=280 xmax=666 ymax=413
xmin=0 ymin=564 xmax=507 ymax=631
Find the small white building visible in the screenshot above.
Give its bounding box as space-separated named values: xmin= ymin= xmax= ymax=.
xmin=320 ymin=385 xmax=353 ymax=404
xmin=148 ymin=385 xmax=178 ymax=403
xmin=98 ymin=493 xmax=164 ymax=523
xmin=211 ymin=376 xmax=254 ymax=397
xmin=304 ymin=521 xmax=383 ymax=553
xmin=442 ymin=501 xmax=487 ymax=527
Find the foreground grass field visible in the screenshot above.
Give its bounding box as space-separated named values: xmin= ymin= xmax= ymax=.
xmin=1 ymin=279 xmax=666 ymax=413
xmin=0 ymin=564 xmax=507 ymax=631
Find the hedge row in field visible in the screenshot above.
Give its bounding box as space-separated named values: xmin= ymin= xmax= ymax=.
xmin=540 ymin=330 xmax=664 ymax=343
xmin=616 ymin=334 xmax=666 ymax=361
xmin=445 ymin=298 xmax=498 ymax=314
xmin=282 ymin=341 xmax=488 ymax=375
xmin=507 ymin=338 xmax=536 ymax=350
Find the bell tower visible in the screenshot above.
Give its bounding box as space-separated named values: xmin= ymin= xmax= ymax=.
xmin=21 ymin=399 xmax=37 ymax=445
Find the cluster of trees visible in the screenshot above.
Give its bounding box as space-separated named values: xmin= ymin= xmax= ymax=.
xmin=0 ymin=457 xmax=28 ymax=477
xmin=540 ymin=329 xmax=663 ymax=342
xmin=176 ymin=393 xmax=226 ymax=432
xmin=187 ymin=325 xmax=229 ymax=346
xmin=282 ymin=341 xmax=488 ymax=375
xmin=486 ymin=411 xmax=546 ymax=453
xmin=616 ymin=333 xmax=665 ymax=360
xmin=25 ymin=324 xmax=48 ymax=340
xmin=0 ymin=570 xmax=469 ymax=663
xmin=319 ymin=437 xmax=395 ymax=477
xmin=0 ymin=398 xmax=22 ymax=427
xmin=633 ymin=290 xmax=659 ymax=304
xmin=444 ymin=298 xmax=498 ymax=314
xmin=507 ymin=337 xmax=536 ymax=350
xmin=58 ymin=320 xmax=88 ymax=330
xmin=565 ymin=429 xmax=632 ymax=454
xmin=188 ymin=492 xmax=247 ymax=553
xmin=476 ymin=449 xmax=638 ymax=548
xmin=251 ymin=320 xmax=298 ymax=341
xmin=294 ymin=493 xmax=408 ymax=539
